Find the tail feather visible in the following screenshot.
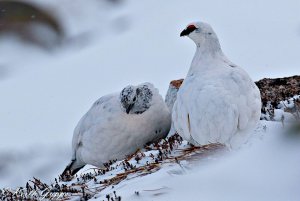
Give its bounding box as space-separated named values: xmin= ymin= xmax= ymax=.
xmin=61 ymin=159 xmax=85 ymax=181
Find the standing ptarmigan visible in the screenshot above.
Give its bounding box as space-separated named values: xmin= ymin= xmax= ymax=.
xmin=62 ymin=83 xmax=171 ymax=177
xmin=173 ymin=22 xmax=261 ymax=147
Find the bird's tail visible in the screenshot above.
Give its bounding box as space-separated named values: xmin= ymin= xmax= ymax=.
xmin=61 ymin=159 xmax=85 ymax=181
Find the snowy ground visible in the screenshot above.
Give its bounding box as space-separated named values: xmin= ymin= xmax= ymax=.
xmin=1 ymin=120 xmax=299 ymax=201
xmin=110 ymin=121 xmax=300 ymax=201
xmin=1 ymin=0 xmax=300 ymax=195
xmin=63 ymin=121 xmax=299 ymax=201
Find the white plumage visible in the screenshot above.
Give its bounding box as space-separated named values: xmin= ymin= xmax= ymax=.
xmin=63 ymin=83 xmax=171 ymax=176
xmin=165 ymin=79 xmax=184 ymax=112
xmin=173 ymin=22 xmax=261 ymax=147
xmin=165 ymin=79 xmax=184 ymax=136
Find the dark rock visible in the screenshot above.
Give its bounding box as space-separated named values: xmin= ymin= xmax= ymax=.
xmin=255 ymin=75 xmax=300 ymax=108
xmin=0 ymin=1 xmax=64 ymax=48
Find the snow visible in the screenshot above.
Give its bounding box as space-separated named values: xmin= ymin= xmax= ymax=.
xmin=277 ymin=95 xmax=300 ymax=109
xmin=3 ymin=121 xmax=299 ymax=201
xmin=262 ymin=95 xmax=300 ymax=122
xmin=0 ymin=0 xmax=300 ymax=199
xmin=71 ymin=121 xmax=300 ymax=201
xmin=158 ymin=125 xmax=299 ymax=201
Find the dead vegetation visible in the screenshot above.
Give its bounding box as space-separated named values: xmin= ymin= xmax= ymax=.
xmin=0 ymin=134 xmax=225 ymax=201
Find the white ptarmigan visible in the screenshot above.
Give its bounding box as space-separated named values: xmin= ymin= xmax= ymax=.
xmin=165 ymin=79 xmax=184 ymax=136
xmin=165 ymin=79 xmax=184 ymax=112
xmin=173 ymin=22 xmax=261 ymax=147
xmin=62 ymin=83 xmax=171 ymax=176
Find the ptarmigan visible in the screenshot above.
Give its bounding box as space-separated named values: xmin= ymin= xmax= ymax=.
xmin=62 ymin=83 xmax=171 ymax=176
xmin=165 ymin=79 xmax=184 ymax=112
xmin=165 ymin=79 xmax=184 ymax=136
xmin=173 ymin=22 xmax=261 ymax=147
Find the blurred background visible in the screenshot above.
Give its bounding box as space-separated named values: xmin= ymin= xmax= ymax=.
xmin=0 ymin=0 xmax=299 ymax=188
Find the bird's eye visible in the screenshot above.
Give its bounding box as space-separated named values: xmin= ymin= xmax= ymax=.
xmin=133 ymin=97 xmax=136 ymax=101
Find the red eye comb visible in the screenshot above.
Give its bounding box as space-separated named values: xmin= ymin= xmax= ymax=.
xmin=180 ymin=24 xmax=197 ymax=37
xmin=187 ymin=24 xmax=196 ymax=29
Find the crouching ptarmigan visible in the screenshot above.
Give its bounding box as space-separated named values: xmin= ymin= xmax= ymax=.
xmin=62 ymin=83 xmax=171 ymax=177
xmin=173 ymin=22 xmax=261 ymax=148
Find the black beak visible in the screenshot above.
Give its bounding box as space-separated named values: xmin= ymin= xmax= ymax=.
xmin=126 ymin=103 xmax=134 ymax=114
xmin=180 ymin=29 xmax=190 ymax=37
xmin=180 ymin=26 xmax=197 ymax=37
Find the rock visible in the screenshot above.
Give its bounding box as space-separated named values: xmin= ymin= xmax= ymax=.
xmin=0 ymin=1 xmax=64 ymax=48
xmin=255 ymin=75 xmax=300 ymax=108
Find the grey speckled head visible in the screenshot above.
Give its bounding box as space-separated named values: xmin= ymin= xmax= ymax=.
xmin=120 ymin=84 xmax=153 ymax=114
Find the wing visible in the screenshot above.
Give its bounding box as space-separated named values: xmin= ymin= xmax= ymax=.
xmin=173 ymin=76 xmax=239 ymax=145
xmin=173 ymin=66 xmax=261 ymax=146
xmin=229 ymin=67 xmax=261 ymax=129
xmin=71 ymin=93 xmax=118 ymax=158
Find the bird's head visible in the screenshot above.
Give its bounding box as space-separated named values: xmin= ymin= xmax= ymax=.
xmin=180 ymin=22 xmax=218 ymax=46
xmin=120 ymin=83 xmax=153 ymax=114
